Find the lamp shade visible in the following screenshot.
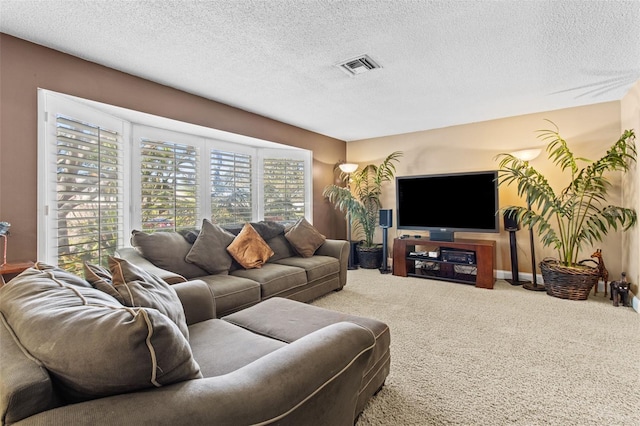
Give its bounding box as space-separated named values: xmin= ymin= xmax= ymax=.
xmin=339 ymin=163 xmax=358 ymax=173
xmin=510 ymin=148 xmax=541 ymax=162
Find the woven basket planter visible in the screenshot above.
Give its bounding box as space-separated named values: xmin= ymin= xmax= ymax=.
xmin=356 ymin=245 xmax=383 ymax=269
xmin=540 ymin=259 xmax=599 ymax=300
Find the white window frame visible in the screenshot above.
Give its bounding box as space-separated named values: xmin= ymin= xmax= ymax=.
xmin=38 ymin=89 xmax=313 ymax=268
xmin=38 ymin=90 xmax=132 ymax=266
xmin=259 ymin=148 xmax=313 ymax=223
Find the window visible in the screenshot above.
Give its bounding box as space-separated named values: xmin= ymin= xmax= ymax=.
xmin=263 ymin=156 xmax=306 ymax=225
xmin=39 ymin=90 xmax=312 ymax=270
xmin=138 ymin=138 xmax=199 ymax=232
xmin=39 ymin=94 xmax=128 ymax=274
xmin=210 ymin=149 xmax=253 ymax=227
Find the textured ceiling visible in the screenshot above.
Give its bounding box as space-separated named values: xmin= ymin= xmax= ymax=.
xmin=1 ymin=0 xmax=639 ymax=141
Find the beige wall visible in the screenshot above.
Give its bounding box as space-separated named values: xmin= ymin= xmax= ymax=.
xmin=621 ymin=80 xmax=640 ymax=298
xmin=0 ymin=34 xmax=347 ymax=263
xmin=347 ymin=102 xmax=631 ymax=280
xmin=1 ymin=33 xmax=638 ymax=293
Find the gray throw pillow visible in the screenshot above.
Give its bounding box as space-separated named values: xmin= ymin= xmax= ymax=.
xmin=185 ymin=219 xmax=235 ymax=275
xmin=131 ymin=230 xmax=207 ymax=279
xmin=83 ymin=262 xmax=120 ymax=300
xmin=285 ymin=218 xmax=326 ymax=257
xmin=0 ymin=265 xmax=201 ymax=403
xmin=108 ymin=256 xmax=190 ymax=340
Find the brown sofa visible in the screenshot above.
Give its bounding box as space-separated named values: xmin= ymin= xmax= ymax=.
xmin=0 ymin=261 xmax=389 ymax=425
xmin=116 ymin=219 xmax=350 ymax=317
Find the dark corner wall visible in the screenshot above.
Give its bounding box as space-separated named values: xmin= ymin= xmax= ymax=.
xmin=0 ymin=34 xmax=347 ymax=262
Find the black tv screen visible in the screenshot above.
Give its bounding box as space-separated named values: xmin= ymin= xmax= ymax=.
xmin=396 ymin=171 xmax=499 ymax=241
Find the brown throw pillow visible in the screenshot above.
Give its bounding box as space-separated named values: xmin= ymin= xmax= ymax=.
xmin=226 ymin=223 xmax=274 ymax=269
xmin=185 ymin=218 xmax=235 ymax=275
xmin=108 ymin=256 xmax=190 ymax=340
xmin=285 ymin=218 xmax=326 ymax=257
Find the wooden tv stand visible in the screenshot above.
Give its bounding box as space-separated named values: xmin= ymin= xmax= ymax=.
xmin=392 ymin=237 xmax=496 ymax=289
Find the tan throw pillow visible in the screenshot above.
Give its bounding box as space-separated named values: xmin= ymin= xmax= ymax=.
xmin=0 ymin=267 xmax=201 ymax=403
xmin=226 ymin=223 xmax=274 ymax=269
xmin=285 ymin=218 xmax=326 ymax=257
xmin=185 ymin=218 xmax=235 ymax=275
xmin=108 ymin=256 xmax=190 ymax=340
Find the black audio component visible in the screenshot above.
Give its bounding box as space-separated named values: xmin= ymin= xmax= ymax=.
xmin=440 ymin=248 xmax=476 ymax=264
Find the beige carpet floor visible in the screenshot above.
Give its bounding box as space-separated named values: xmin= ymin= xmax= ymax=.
xmin=311 ymin=269 xmax=640 ymax=425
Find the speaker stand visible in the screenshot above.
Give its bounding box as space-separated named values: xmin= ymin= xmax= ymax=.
xmin=505 ymin=229 xmax=530 ymax=286
xmin=522 ymin=224 xmax=545 ymax=291
xmin=346 ymin=212 xmax=358 ymax=270
xmin=379 ymin=227 xmax=391 ymax=274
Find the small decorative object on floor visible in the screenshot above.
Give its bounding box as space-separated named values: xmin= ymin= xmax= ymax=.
xmin=610 ymin=272 xmax=631 ymax=307
xmin=590 ymin=249 xmax=609 ymax=297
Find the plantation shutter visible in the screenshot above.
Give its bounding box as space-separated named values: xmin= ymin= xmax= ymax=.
xmin=54 ymin=114 xmax=123 ymax=273
xmin=139 ymin=139 xmax=199 ymax=231
xmin=210 ymin=149 xmax=252 ymax=226
xmin=263 ymin=158 xmax=306 ymax=224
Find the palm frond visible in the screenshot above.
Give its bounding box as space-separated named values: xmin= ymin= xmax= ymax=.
xmin=497 ymin=122 xmax=636 ymax=266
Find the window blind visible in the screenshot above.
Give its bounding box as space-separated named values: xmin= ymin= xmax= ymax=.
xmin=140 ymin=139 xmax=199 ymax=231
xmin=210 ymin=149 xmax=252 ymax=227
xmin=55 ymin=114 xmax=123 ymax=273
xmin=263 ymin=158 xmax=306 ymax=225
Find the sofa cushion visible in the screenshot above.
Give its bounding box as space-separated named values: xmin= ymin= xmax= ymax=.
xmin=274 ymin=255 xmax=340 ymax=283
xmin=0 ymin=266 xmax=202 ymax=403
xmin=199 ymin=274 xmax=261 ymax=317
xmin=285 ymin=218 xmax=326 ymax=257
xmin=231 ymin=263 xmax=307 ymax=299
xmin=185 ymin=219 xmax=235 ymax=275
xmin=0 ymin=313 xmax=62 ymax=425
xmin=188 ymin=319 xmax=286 ymax=377
xmin=227 ymin=223 xmax=274 ymax=269
xmin=108 ymin=256 xmax=190 ymax=340
xmin=131 ymin=230 xmax=208 ymax=279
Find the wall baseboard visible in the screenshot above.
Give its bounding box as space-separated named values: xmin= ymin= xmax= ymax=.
xmin=498 ymin=269 xmax=639 ymax=314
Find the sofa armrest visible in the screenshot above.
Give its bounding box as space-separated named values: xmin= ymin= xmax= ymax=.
xmin=115 ymin=247 xmax=187 ymax=284
xmin=172 ymin=280 xmax=216 ymax=325
xmin=16 ymin=322 xmax=375 ymax=426
xmin=315 ymin=239 xmax=350 ymax=287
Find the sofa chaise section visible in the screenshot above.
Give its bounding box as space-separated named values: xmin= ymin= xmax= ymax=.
xmin=1 ymin=265 xmax=377 ymax=425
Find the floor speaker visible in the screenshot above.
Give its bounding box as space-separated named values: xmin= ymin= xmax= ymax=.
xmin=503 ymin=212 xmax=520 ymax=231
xmin=379 ymin=209 xmax=392 ymax=228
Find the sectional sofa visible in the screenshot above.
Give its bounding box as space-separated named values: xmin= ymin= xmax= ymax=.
xmin=0 ymin=261 xmax=387 ymax=425
xmin=116 ymin=219 xmax=350 ymax=317
xmin=0 ymin=218 xmax=392 ymax=424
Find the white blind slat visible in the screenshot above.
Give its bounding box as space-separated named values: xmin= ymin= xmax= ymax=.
xmin=55 ymin=114 xmax=123 ymax=273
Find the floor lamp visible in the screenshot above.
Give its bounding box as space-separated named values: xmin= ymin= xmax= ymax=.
xmin=510 ymin=149 xmax=545 ymax=292
xmin=339 ymin=163 xmax=358 ymax=270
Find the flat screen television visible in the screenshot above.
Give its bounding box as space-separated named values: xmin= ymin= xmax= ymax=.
xmin=395 ymin=170 xmax=499 ymax=241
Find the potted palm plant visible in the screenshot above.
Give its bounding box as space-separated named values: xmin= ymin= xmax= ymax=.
xmin=496 ymin=121 xmax=636 ymax=300
xmin=323 ymin=151 xmax=402 ymax=269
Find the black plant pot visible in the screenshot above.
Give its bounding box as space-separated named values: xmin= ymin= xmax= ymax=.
xmin=356 ymin=245 xmax=383 ymax=269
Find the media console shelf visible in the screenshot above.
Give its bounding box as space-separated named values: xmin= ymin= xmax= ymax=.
xmin=392 ymin=237 xmax=496 ymax=289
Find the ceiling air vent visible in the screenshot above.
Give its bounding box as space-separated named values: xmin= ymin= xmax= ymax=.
xmin=337 ymin=55 xmax=381 ymax=76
